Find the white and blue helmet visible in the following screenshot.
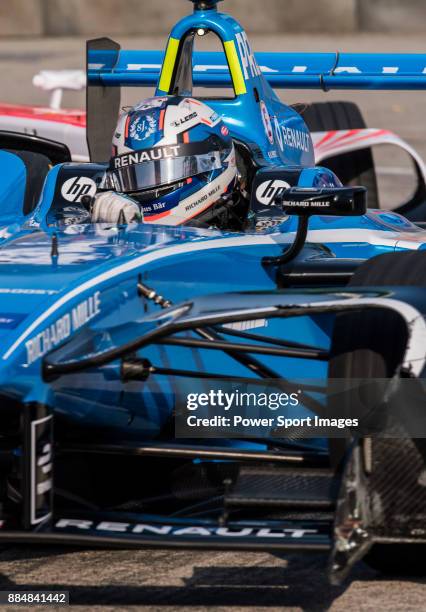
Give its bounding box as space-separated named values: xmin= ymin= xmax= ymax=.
xmin=106 ymin=96 xmax=237 ymax=225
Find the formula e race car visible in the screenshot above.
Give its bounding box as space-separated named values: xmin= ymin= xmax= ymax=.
xmin=2 ymin=0 xmax=426 ymax=585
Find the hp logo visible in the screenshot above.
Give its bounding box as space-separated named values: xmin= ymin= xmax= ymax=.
xmin=255 ymin=179 xmax=290 ymax=206
xmin=61 ymin=176 xmax=97 ymax=203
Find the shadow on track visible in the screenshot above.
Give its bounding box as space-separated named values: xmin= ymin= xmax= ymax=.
xmin=0 ymin=547 xmax=386 ymax=609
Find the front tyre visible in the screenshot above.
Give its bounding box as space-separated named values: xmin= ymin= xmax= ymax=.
xmin=328 ymin=250 xmax=426 ymax=575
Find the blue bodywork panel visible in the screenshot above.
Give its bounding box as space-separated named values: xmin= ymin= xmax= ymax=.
xmin=0 ymin=207 xmax=424 ymax=440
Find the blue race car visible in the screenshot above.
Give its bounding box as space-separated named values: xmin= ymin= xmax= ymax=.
xmin=1 ymin=0 xmax=426 ymax=584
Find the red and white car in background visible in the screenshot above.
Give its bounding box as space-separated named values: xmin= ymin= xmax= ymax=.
xmin=0 ymin=71 xmax=88 ymax=161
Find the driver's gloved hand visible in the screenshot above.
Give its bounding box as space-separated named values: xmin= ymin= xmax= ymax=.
xmin=88 ymin=191 xmax=142 ymax=224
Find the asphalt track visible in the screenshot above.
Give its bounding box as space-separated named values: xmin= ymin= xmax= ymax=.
xmin=1 ymin=32 xmax=426 ymax=611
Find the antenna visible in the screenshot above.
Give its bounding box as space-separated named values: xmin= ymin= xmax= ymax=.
xmin=189 ymin=0 xmax=223 ymax=11
xmin=50 ymin=232 xmax=59 ymax=265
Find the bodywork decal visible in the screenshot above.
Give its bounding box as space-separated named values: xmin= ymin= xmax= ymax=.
xmin=25 ymin=291 xmax=101 ymax=365
xmin=55 ymin=518 xmax=318 ymax=538
xmin=158 ymin=37 xmax=180 ymax=93
xmin=224 ymin=40 xmax=247 ymax=95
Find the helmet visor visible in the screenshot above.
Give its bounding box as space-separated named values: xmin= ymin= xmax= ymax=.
xmin=103 ymin=150 xmax=223 ymax=194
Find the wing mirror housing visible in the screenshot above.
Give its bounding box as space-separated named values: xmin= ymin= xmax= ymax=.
xmin=250 ymin=166 xmax=367 ymax=218
xmin=278 ymin=186 xmax=367 ymax=217
xmin=250 ymin=167 xmax=367 ymax=268
xmin=261 ymin=185 xmax=367 ymax=268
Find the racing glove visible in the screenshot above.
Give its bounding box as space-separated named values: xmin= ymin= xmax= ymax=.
xmin=90 ymin=191 xmax=142 ymax=224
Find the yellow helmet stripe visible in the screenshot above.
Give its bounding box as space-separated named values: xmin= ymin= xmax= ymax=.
xmin=223 ymin=40 xmax=247 ymax=96
xmin=158 ymin=37 xmax=180 ymax=93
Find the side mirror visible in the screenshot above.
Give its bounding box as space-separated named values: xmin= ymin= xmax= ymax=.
xmin=259 ymin=184 xmax=367 ymax=268
xmin=278 ymin=186 xmax=367 ymax=217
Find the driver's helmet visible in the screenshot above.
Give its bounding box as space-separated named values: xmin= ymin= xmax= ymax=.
xmin=103 ymin=96 xmax=237 ymax=225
